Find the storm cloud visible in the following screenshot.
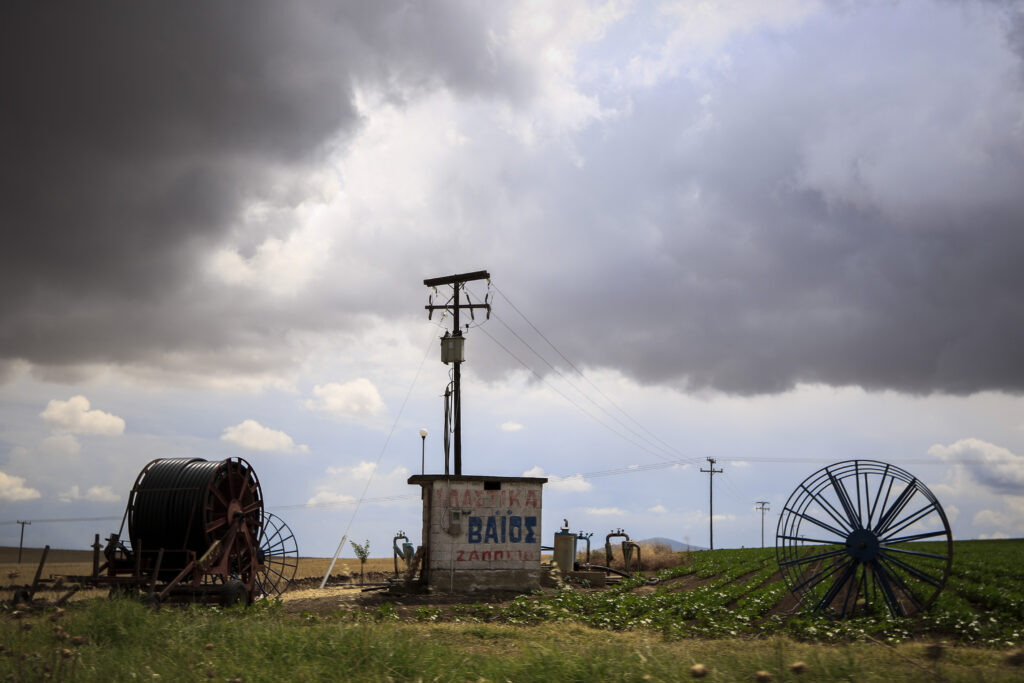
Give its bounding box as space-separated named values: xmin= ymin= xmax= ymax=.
xmin=3 ymin=1 xmax=1024 ymax=396
xmin=0 ymin=1 xmax=526 ymax=374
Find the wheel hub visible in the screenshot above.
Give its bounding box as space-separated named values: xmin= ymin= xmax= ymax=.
xmin=845 ymin=528 xmax=879 ymax=563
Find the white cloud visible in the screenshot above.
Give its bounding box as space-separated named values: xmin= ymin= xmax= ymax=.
xmin=549 ymin=474 xmax=592 ymax=492
xmin=521 ymin=466 xmax=592 ymax=492
xmin=928 ymin=438 xmax=1024 ymax=492
xmin=326 ymin=461 xmax=400 ymax=481
xmin=305 ymin=379 xmax=385 ymax=419
xmin=308 ymin=462 xmax=412 ymax=508
xmin=41 ymin=434 xmax=81 ymax=456
xmin=221 ymin=419 xmax=308 ymax=453
xmin=208 ymin=198 xmax=335 ymax=297
xmin=58 ymin=485 xmax=120 ymax=504
xmin=40 ymin=395 xmax=125 ymax=435
xmin=0 ymin=470 xmax=41 ymax=501
xmin=501 ymin=421 xmax=525 ymax=432
xmin=85 ymin=485 xmax=120 ymax=503
xmin=649 ymin=504 xmax=668 ymax=514
xmin=972 ymin=498 xmax=1024 ymax=536
xmin=585 ymin=506 xmax=625 ymax=516
xmin=306 ymin=490 xmax=357 ymax=507
xmin=979 ymin=532 xmax=1010 ymax=540
xmin=929 ymin=438 xmax=1024 ymax=537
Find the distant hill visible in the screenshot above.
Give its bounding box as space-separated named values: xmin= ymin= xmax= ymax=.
xmin=637 ymin=537 xmax=706 ymax=552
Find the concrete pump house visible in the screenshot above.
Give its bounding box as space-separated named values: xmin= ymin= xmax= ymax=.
xmin=408 ymin=474 xmax=547 ymax=592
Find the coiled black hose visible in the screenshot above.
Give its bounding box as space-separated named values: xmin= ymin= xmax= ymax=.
xmin=128 ymin=458 xmax=261 ymax=556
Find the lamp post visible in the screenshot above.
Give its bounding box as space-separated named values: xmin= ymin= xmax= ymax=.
xmin=419 ymin=428 xmax=428 ymax=475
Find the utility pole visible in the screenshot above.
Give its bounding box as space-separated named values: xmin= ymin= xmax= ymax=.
xmin=700 ymin=458 xmax=723 ymax=550
xmin=17 ymin=520 xmax=30 ymax=564
xmin=424 ymin=270 xmax=490 ymax=476
xmin=755 ymin=501 xmax=770 ymax=548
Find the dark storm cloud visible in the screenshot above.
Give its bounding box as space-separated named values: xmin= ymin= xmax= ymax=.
xmin=5 ymin=1 xmax=1024 ymax=398
xmin=464 ymin=1 xmax=1024 ymax=396
xmin=0 ymin=1 xmax=519 ymax=371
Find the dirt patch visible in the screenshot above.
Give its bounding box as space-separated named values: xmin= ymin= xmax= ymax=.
xmin=279 ymin=582 xmax=541 ymax=618
xmin=656 ymin=572 xmax=714 ymax=593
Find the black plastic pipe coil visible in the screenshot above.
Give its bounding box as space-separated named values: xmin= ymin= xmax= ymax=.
xmin=128 ymin=458 xmax=253 ymax=555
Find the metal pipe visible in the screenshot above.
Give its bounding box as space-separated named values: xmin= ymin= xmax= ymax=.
xmin=576 ymin=532 xmax=593 ymax=565
xmin=622 ymin=540 xmax=642 ymax=574
xmin=604 ymin=528 xmax=630 ymax=567
xmin=393 ymin=531 xmax=410 ymax=578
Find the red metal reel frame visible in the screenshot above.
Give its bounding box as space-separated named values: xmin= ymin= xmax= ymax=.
xmin=198 ymin=458 xmax=265 ymax=597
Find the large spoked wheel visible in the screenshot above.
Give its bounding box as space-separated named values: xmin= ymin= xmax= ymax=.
xmin=776 ymin=460 xmax=952 ymax=618
xmin=255 ymin=512 xmax=299 ymax=598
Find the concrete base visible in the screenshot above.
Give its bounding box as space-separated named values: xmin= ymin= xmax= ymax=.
xmin=429 ymin=568 xmax=541 ymax=592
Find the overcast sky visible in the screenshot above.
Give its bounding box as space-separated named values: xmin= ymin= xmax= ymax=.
xmin=3 ymin=1 xmax=1024 ymax=559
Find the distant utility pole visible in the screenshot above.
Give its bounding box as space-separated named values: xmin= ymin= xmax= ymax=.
xmin=17 ymin=520 xmax=31 ymax=563
xmin=755 ymin=501 xmax=770 ymax=548
xmin=423 ymin=270 xmax=491 ymax=476
xmin=700 ymin=458 xmax=723 ymax=550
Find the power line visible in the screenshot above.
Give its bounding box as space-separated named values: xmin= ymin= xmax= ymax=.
xmin=318 ymin=324 xmax=436 ymax=588
xmin=0 ymin=452 xmax=1001 ymax=529
xmin=490 ymin=283 xmax=684 ymax=457
xmin=474 ymin=302 xmax=680 ymax=461
xmin=474 ymin=323 xmax=689 ymax=464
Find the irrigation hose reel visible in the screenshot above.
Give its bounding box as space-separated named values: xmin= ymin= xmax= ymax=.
xmin=776 ymin=459 xmax=953 ymax=619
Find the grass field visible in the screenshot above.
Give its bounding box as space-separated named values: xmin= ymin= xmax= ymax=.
xmin=3 ymin=540 xmax=1022 ymax=681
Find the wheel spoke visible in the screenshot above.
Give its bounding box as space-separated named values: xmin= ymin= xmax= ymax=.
xmin=827 ymin=470 xmax=863 ymax=530
xmin=211 ymin=487 xmax=228 ymax=507
xmin=840 ymin=563 xmax=861 ymax=617
xmin=854 ymin=462 xmax=863 ymax=527
xmin=879 ymin=546 xmax=949 ymax=562
xmin=876 ymin=555 xmax=926 ymax=612
xmin=882 ymin=530 xmax=948 ymax=544
xmin=815 ymin=559 xmax=858 ymax=613
xmin=800 ymin=483 xmax=855 ymax=535
xmin=791 ymin=556 xmax=846 ymax=594
xmin=779 ymin=547 xmax=848 ymax=567
xmin=878 ymin=550 xmax=944 ymax=588
xmin=794 ymin=483 xmax=851 ymax=536
xmin=875 ymin=480 xmax=918 ymax=536
xmin=778 ymin=534 xmax=844 ymax=545
xmin=870 ymin=559 xmax=905 ymax=617
xmin=866 ymin=463 xmax=891 ymax=530
xmin=782 ymin=507 xmax=849 ymax=539
xmin=879 ymin=502 xmax=937 ymax=540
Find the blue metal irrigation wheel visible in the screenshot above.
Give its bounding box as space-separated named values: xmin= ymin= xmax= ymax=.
xmin=776 ymin=460 xmax=953 ymax=618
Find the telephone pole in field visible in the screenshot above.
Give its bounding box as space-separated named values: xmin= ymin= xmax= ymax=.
xmin=423 ymin=270 xmax=490 ymax=476
xmin=17 ymin=520 xmax=31 ymax=563
xmin=700 ymin=458 xmax=723 ymax=550
xmin=755 ymin=501 xmax=770 ymax=548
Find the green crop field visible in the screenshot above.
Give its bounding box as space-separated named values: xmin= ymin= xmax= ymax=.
xmin=3 ymin=539 xmax=1022 ymax=681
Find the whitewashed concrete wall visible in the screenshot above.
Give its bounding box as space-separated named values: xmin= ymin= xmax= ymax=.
xmin=408 ymin=475 xmax=546 ymax=592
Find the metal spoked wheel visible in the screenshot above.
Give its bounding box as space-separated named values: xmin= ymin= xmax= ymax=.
xmin=776 ymin=460 xmax=953 ymax=618
xmin=255 ymin=512 xmax=299 ymax=598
